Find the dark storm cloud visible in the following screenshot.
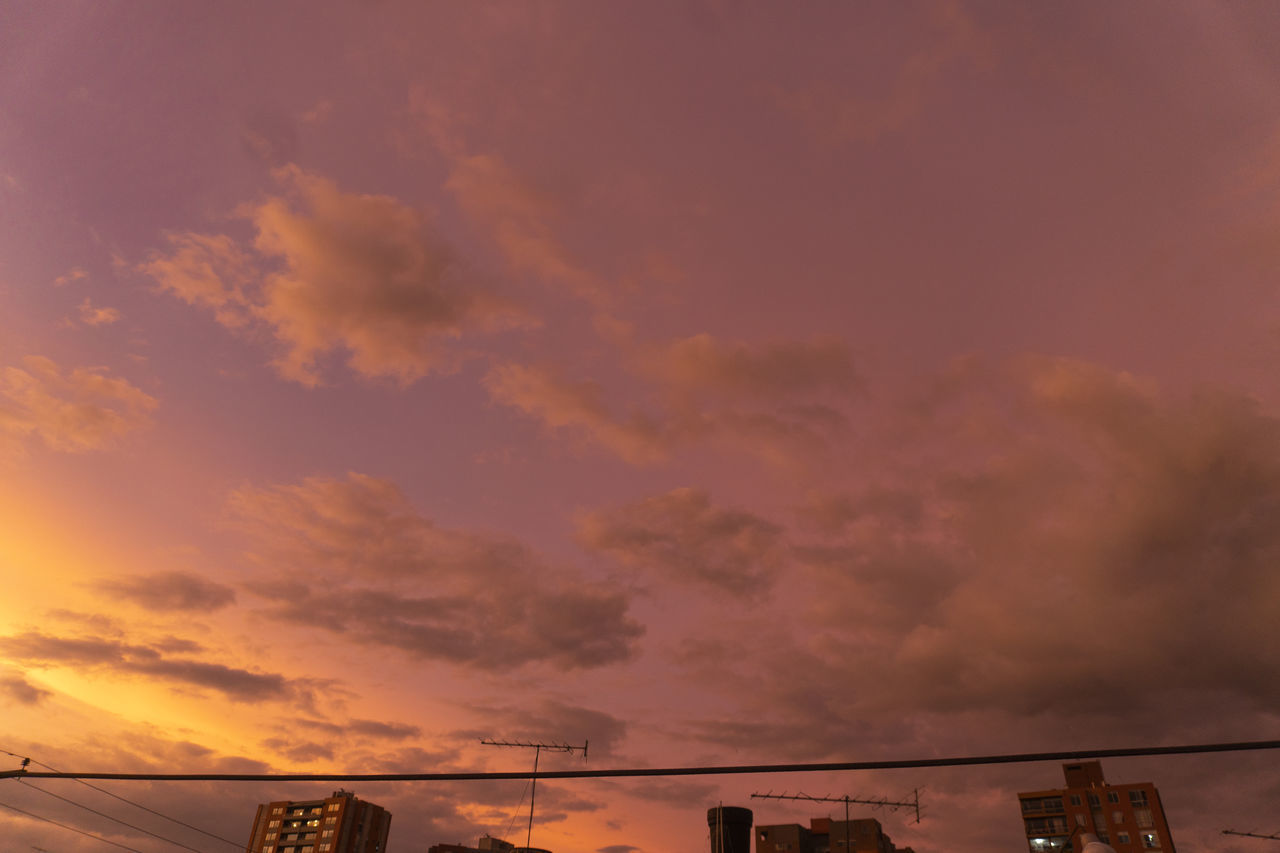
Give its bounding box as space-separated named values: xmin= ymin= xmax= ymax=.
xmin=0 ymin=631 xmax=298 ymax=702
xmin=95 ymin=570 xmax=237 ymax=612
xmin=231 ymin=473 xmax=644 ymax=670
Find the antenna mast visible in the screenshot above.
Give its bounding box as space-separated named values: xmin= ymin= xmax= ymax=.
xmin=481 ymin=739 xmax=588 ymax=851
xmin=751 ymin=789 xmax=923 ymax=853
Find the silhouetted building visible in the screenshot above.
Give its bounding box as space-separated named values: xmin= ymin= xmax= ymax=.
xmin=245 ymin=790 xmax=390 ymax=853
xmin=1017 ymin=761 xmax=1176 ymax=852
xmin=427 ymin=836 xmax=540 ymax=853
xmin=756 ymin=816 xmax=915 ymax=853
xmin=709 ymin=806 xmax=754 ymax=853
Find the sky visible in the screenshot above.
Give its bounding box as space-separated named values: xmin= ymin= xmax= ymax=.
xmin=2 ymin=2 xmax=1280 ymax=851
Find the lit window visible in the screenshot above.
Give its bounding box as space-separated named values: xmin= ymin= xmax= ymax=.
xmin=1142 ymin=832 xmax=1159 ymax=848
xmin=270 ymin=820 xmax=280 ymax=828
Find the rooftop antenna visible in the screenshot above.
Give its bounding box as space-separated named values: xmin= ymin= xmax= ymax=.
xmin=481 ymin=738 xmax=588 ymax=851
xmin=1223 ymin=829 xmax=1280 ymax=841
xmin=751 ymin=788 xmax=923 ymax=853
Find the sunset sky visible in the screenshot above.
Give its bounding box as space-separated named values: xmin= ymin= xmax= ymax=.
xmin=3 ymin=3 xmax=1280 ymax=852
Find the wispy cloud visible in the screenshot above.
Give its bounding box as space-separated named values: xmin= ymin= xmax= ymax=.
xmin=0 ymin=356 xmax=156 ymax=455
xmin=94 ymin=571 xmax=237 ymax=612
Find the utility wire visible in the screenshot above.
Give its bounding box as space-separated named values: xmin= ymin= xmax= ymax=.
xmin=6 ymin=739 xmax=1279 ymax=782
xmin=0 ymin=796 xmax=144 ymax=852
xmin=1 ymin=748 xmax=241 ymax=849
xmin=16 ymin=779 xmax=212 ymax=853
xmin=499 ymin=777 xmax=532 ymax=846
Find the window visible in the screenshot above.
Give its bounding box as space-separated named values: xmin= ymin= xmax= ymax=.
xmin=322 ymin=830 xmax=334 ymax=838
xmin=1106 ymin=792 xmax=1120 ymax=804
xmin=1142 ymin=832 xmax=1159 ymax=849
xmin=269 ymin=820 xmax=280 ymax=828
xmin=1074 ymin=815 xmax=1086 ymax=827
xmin=1069 ymin=795 xmax=1081 ymax=806
xmin=1113 ymin=811 xmax=1124 ymax=825
xmin=1117 ymin=833 xmax=1130 ymax=845
xmin=1087 ymin=793 xmax=1100 ymax=807
xmin=327 ymin=803 xmax=341 ymax=812
xmin=1134 ymin=808 xmax=1153 ymax=828
xmin=1129 ymin=790 xmax=1149 ymax=807
xmin=266 ymin=833 xmax=277 ymax=840
xmin=273 ymin=807 xmax=284 ymax=815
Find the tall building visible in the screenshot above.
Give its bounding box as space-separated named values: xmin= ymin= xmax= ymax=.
xmin=244 ymin=790 xmax=391 ymax=853
xmin=1017 ymin=761 xmax=1176 ymax=853
xmin=755 ymin=816 xmax=916 ymax=853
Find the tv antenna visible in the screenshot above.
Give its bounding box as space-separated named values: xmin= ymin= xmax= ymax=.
xmin=1223 ymin=829 xmax=1280 ymax=841
xmin=481 ymin=738 xmax=588 ymax=850
xmin=751 ymin=789 xmax=923 ymax=853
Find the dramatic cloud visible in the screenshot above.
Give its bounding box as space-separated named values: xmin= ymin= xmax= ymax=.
xmin=230 ymin=473 xmax=643 ymax=669
xmin=672 ymin=357 xmax=1280 ymax=752
xmin=95 ymin=570 xmax=237 ymax=612
xmin=0 ymin=356 xmax=157 ymax=454
xmin=577 ymin=488 xmax=785 ymax=598
xmin=142 ymin=167 xmax=526 ymax=385
xmin=0 ymin=631 xmax=299 ymax=702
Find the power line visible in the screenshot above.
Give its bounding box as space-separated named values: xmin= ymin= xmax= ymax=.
xmin=1 ymin=747 xmax=241 ymax=849
xmin=17 ymin=779 xmax=213 ymax=853
xmin=4 ymin=739 xmax=1278 ymax=782
xmin=0 ymin=796 xmax=144 ymax=852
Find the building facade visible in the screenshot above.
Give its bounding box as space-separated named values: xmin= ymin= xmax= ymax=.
xmin=756 ymin=816 xmax=916 ymax=853
xmin=244 ymin=790 xmax=391 ymax=853
xmin=1017 ymin=761 xmax=1176 ymax=853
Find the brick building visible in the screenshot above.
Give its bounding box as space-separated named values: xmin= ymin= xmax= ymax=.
xmin=1017 ymin=761 xmax=1175 ymax=852
xmin=244 ymin=790 xmax=391 ymax=853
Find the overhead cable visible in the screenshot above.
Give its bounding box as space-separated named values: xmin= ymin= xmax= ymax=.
xmin=17 ymin=779 xmax=212 ymax=853
xmin=0 ymin=747 xmax=241 ymax=849
xmin=7 ymin=739 xmax=1280 ymax=782
xmin=0 ymin=796 xmax=143 ymax=852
